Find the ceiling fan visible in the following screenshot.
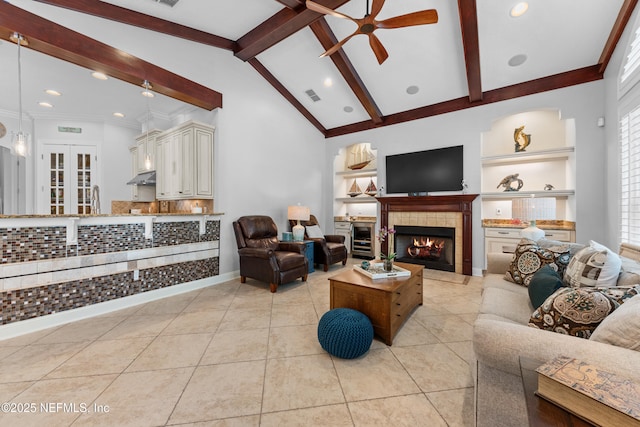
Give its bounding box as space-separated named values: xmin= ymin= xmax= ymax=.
xmin=306 ymin=0 xmax=438 ymax=64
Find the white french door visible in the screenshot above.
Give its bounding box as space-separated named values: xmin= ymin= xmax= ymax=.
xmin=39 ymin=144 xmax=97 ymax=215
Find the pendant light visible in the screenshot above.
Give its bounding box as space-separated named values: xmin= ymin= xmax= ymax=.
xmin=10 ymin=32 xmax=30 ymax=157
xmin=142 ymin=80 xmax=152 ymax=170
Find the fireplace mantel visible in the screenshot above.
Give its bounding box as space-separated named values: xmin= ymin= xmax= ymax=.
xmin=377 ymin=195 xmax=478 ymax=275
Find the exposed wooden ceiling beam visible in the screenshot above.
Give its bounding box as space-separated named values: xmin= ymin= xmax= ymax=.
xmin=0 ymin=2 xmax=222 ymax=110
xmin=309 ymin=18 xmax=383 ymax=124
xmin=248 ymin=58 xmax=326 ymax=134
xmin=34 ymin=0 xmax=237 ymax=51
xmin=325 ymin=66 xmax=603 ymax=138
xmin=235 ymin=0 xmax=351 ymax=61
xmin=457 ymin=0 xmax=482 ymax=102
xmin=598 ymin=0 xmax=638 ymax=73
xmin=275 ymin=0 xmax=306 ymax=10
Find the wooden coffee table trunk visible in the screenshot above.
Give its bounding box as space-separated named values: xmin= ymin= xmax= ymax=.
xmin=328 ymin=262 xmax=423 ymax=345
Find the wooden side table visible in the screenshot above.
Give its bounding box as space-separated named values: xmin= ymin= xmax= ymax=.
xmin=328 ymin=262 xmax=423 ymax=345
xmin=519 ymin=357 xmax=595 ymax=427
xmin=299 ymin=240 xmax=314 ymax=273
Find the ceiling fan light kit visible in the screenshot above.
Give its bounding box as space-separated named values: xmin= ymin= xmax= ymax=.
xmin=306 ymin=0 xmax=438 ymax=64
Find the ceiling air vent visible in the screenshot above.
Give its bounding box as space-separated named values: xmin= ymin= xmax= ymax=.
xmin=153 ymin=0 xmax=179 ymax=7
xmin=305 ymin=89 xmax=321 ymax=102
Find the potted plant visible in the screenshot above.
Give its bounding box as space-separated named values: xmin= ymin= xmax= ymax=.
xmin=377 ymin=226 xmax=396 ymax=271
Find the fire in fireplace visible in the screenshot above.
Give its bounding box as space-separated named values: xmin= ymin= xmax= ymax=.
xmin=394 ymin=225 xmax=455 ymax=272
xmin=407 ymin=236 xmax=445 ymax=260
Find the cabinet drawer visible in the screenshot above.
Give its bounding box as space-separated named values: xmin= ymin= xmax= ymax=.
xmin=485 ymin=228 xmax=521 ymax=239
xmin=334 ymin=222 xmax=351 ymax=230
xmin=543 ymin=230 xmax=572 ymax=241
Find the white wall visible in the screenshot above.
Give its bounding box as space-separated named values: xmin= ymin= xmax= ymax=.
xmin=326 ymin=82 xmax=607 ymax=274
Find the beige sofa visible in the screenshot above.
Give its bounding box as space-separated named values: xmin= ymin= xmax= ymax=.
xmin=474 ymin=242 xmax=640 ymax=427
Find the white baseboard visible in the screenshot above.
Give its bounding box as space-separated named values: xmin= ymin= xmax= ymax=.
xmin=0 ymin=270 xmax=240 ymax=341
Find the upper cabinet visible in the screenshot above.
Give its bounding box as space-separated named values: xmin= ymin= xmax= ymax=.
xmin=134 ymin=130 xmax=161 ymax=174
xmin=481 ymin=110 xmax=576 ymax=220
xmin=155 ymin=121 xmax=214 ymax=200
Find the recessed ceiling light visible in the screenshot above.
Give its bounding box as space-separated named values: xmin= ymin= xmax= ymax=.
xmin=324 ymin=78 xmax=333 ymax=87
xmin=45 ymin=89 xmax=61 ymax=96
xmin=113 ymin=112 xmax=125 ymax=118
xmin=510 ymin=2 xmax=528 ymax=17
xmin=38 ymin=101 xmax=53 ymax=108
xmin=406 ymin=85 xmax=419 ymax=95
xmin=508 ymin=54 xmax=528 ymax=67
xmin=91 ymin=71 xmax=108 ymax=80
xmin=343 ymin=106 xmax=354 ymax=113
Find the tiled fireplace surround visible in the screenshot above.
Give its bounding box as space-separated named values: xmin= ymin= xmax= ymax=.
xmin=378 ymin=195 xmax=478 ymax=275
xmin=0 ymin=215 xmax=221 ymax=330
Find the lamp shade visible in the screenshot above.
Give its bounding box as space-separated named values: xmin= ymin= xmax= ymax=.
xmin=512 ymin=197 xmax=554 ymax=241
xmin=287 ymin=205 xmax=310 ymax=221
xmin=288 ymin=205 xmax=310 ymax=242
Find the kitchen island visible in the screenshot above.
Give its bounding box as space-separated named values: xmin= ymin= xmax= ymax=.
xmin=0 ymin=213 xmax=222 ymax=338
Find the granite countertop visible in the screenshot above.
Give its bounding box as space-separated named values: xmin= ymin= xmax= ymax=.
xmin=0 ymin=212 xmax=224 ymax=219
xmin=334 ymin=216 xmax=377 ymax=223
xmin=482 ymin=219 xmax=575 ymax=230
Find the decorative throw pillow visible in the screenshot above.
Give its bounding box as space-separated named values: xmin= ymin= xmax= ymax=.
xmin=588 ymin=240 xmax=622 ymax=287
xmin=590 ymin=294 xmax=640 ymax=350
xmin=528 ymin=265 xmax=565 ymax=309
xmin=504 ymin=239 xmax=571 ymax=287
xmin=564 ymin=246 xmax=608 ymax=287
xmin=528 ymin=287 xmax=622 ymax=339
xmin=305 ymin=225 xmax=324 ymax=239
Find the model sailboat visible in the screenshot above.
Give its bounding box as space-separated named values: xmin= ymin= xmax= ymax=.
xmin=347 ymin=179 xmax=362 ymax=197
xmin=365 ymin=179 xmax=377 ymax=196
xmin=348 ymin=144 xmax=375 ymax=170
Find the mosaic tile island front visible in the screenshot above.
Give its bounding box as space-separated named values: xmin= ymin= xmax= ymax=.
xmin=0 ymin=213 xmax=221 ymax=331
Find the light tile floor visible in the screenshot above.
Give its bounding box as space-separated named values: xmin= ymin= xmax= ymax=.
xmin=0 ymin=260 xmax=483 ymax=426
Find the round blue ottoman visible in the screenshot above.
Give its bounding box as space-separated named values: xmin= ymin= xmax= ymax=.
xmin=317 ymin=308 xmax=373 ymax=359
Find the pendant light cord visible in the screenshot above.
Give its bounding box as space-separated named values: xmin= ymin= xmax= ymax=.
xmin=16 ymin=34 xmax=23 ymax=135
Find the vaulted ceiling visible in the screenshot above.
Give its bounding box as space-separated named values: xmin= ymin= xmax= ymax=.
xmin=0 ymin=0 xmax=637 ymax=137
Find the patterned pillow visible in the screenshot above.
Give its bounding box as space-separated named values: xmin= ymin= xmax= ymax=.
xmin=504 ymin=239 xmax=571 ymax=287
xmin=564 ymin=246 xmax=608 ymax=287
xmin=528 ymin=285 xmax=640 ymax=339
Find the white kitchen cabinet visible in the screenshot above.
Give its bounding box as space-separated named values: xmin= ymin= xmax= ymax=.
xmin=484 ymin=226 xmax=576 ymax=267
xmin=135 ymin=130 xmax=160 ymax=173
xmin=130 ymin=146 xmax=139 ymax=200
xmin=155 ymin=121 xmax=214 ymax=200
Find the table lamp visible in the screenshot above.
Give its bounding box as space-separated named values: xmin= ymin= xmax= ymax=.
xmin=512 ymin=197 xmax=555 ymax=241
xmin=288 ymin=205 xmax=310 ymax=242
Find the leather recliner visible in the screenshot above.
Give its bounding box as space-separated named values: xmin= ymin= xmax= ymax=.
xmin=289 ymin=214 xmax=348 ymax=272
xmin=233 ymin=215 xmax=308 ymax=293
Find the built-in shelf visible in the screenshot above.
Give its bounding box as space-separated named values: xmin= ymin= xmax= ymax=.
xmin=336 ymin=196 xmax=378 ymax=204
xmin=481 ymin=147 xmax=574 ymax=166
xmin=336 ymin=169 xmax=377 ymax=178
xmin=481 ymin=190 xmax=574 ymax=200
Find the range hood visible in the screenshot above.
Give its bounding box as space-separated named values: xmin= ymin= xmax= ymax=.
xmin=127 ymin=171 xmax=156 ymax=186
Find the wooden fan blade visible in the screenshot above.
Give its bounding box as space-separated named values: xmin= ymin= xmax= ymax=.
xmin=368 ymin=33 xmax=389 ymax=64
xmin=320 ymin=31 xmax=358 ymax=58
xmin=369 ymin=0 xmax=386 ymax=19
xmin=306 ymin=0 xmax=356 ymax=22
xmin=376 ymin=9 xmax=438 ymax=29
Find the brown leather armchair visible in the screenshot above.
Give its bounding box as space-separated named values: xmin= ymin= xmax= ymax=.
xmin=233 ymin=215 xmax=308 ymax=293
xmin=289 ymin=215 xmax=348 ymax=272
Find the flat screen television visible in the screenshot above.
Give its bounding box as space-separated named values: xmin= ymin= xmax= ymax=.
xmin=385 ymin=145 xmax=463 ymax=194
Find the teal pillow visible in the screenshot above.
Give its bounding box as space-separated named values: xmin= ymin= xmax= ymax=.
xmin=528 ymin=265 xmax=565 ymax=309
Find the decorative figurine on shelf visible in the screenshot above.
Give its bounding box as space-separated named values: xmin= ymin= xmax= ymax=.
xmin=497 ymin=173 xmax=524 ymax=192
xmin=461 ymin=179 xmax=468 ymax=194
xmin=377 ymin=226 xmax=396 ymax=271
xmin=544 ymin=184 xmax=555 ymax=191
xmin=514 ymin=125 xmax=531 ymax=152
